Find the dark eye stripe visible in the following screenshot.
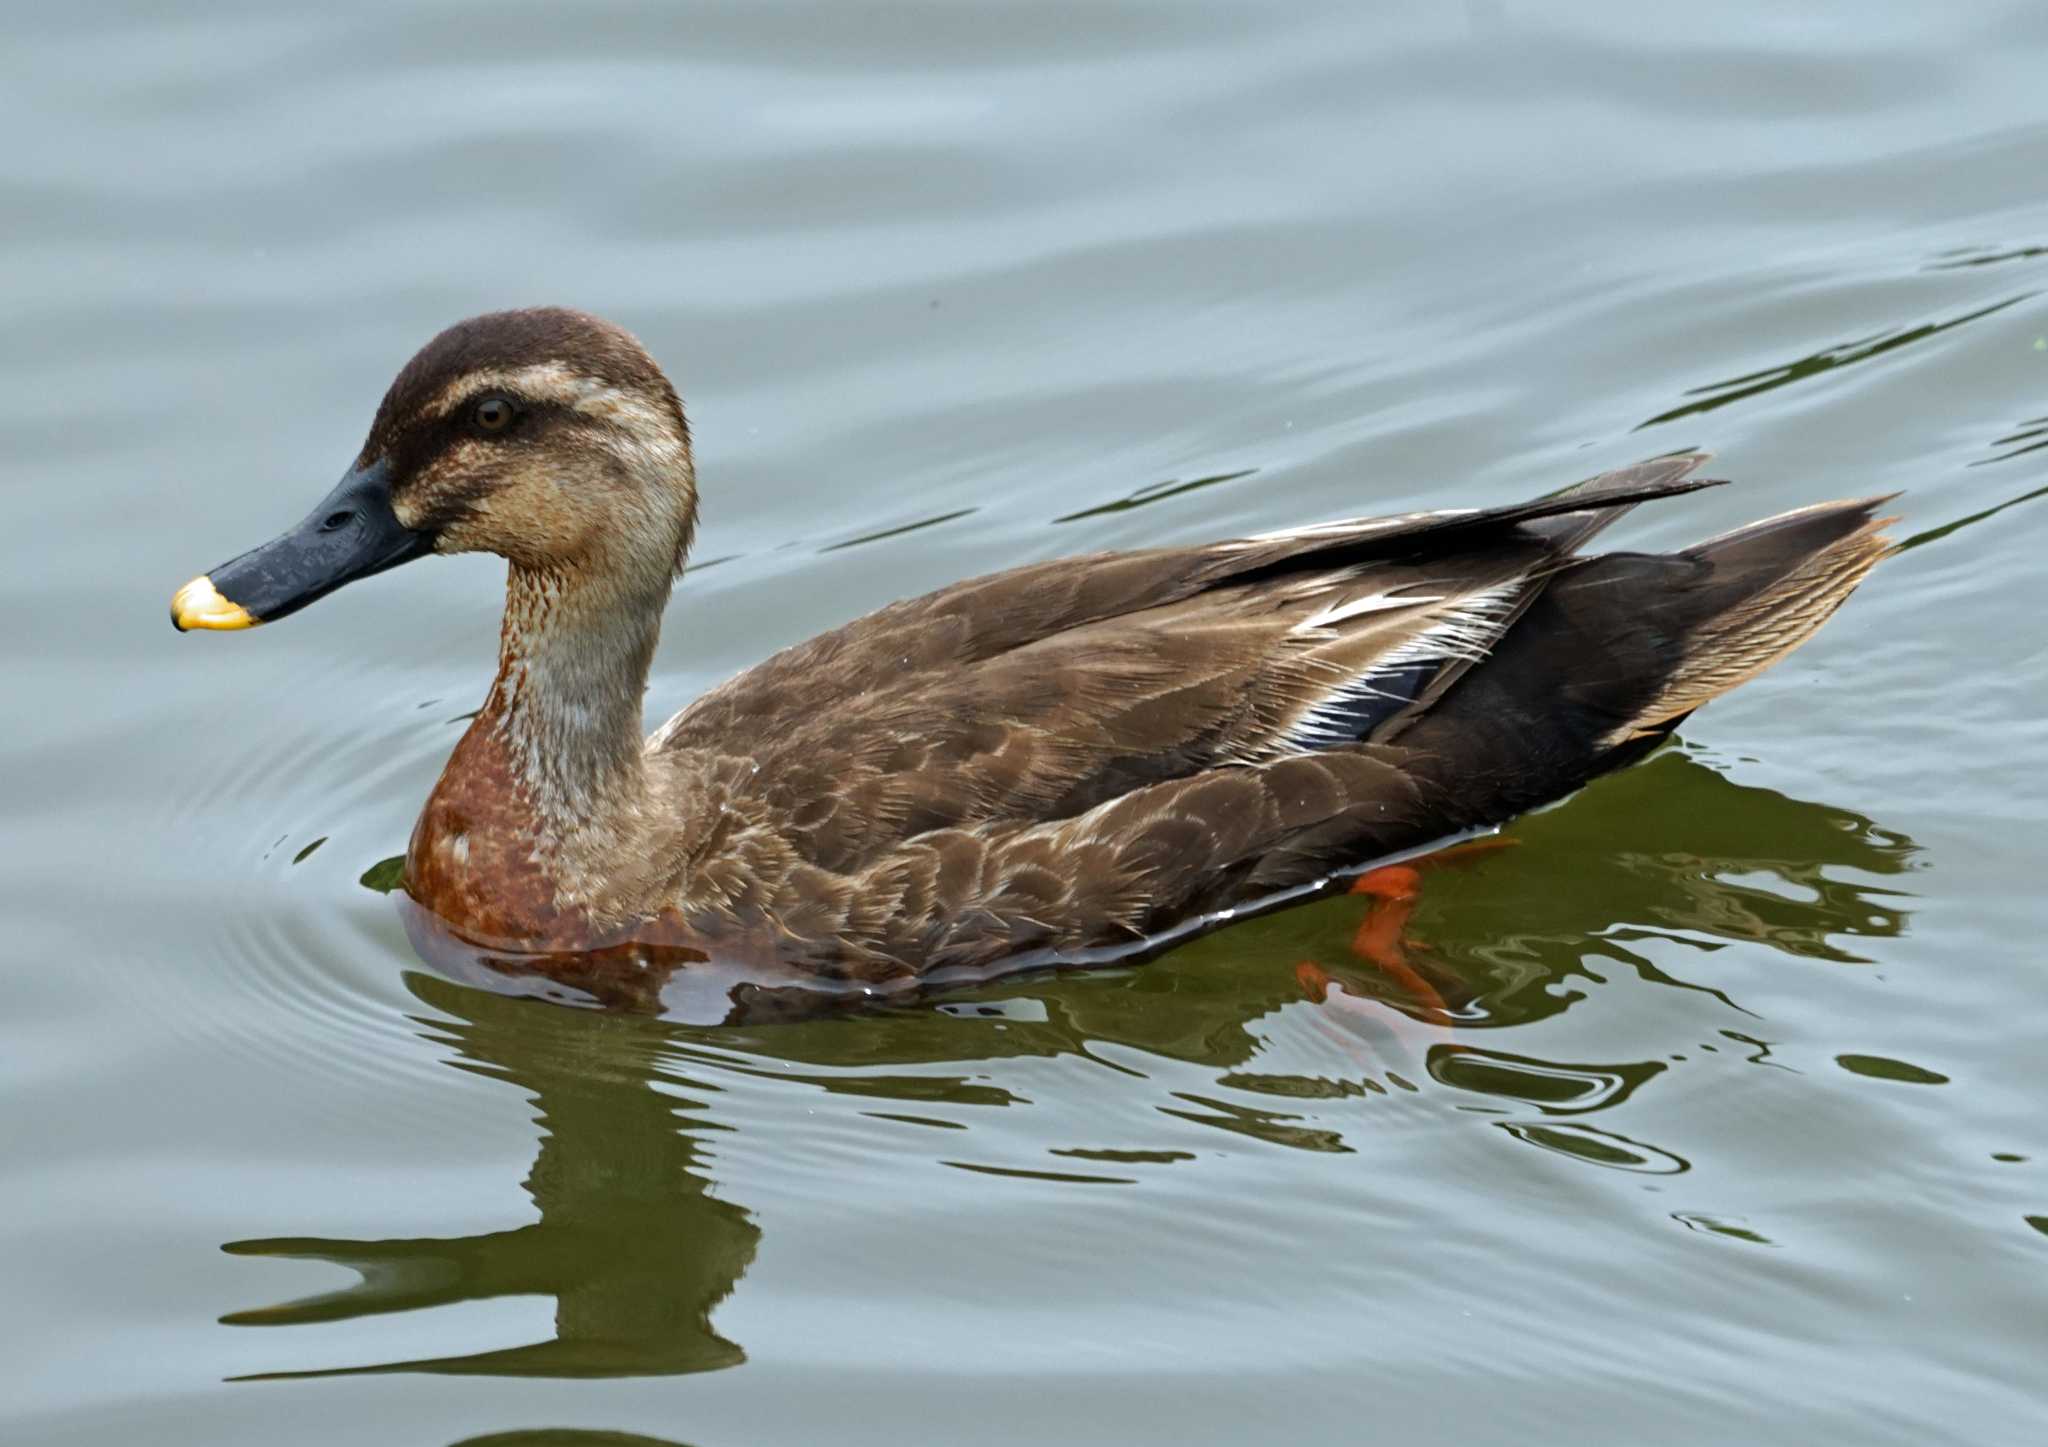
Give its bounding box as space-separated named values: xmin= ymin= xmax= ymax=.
xmin=382 ymin=392 xmax=596 ymax=497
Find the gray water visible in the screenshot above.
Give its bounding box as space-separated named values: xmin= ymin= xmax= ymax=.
xmin=6 ymin=3 xmax=2048 ymax=1444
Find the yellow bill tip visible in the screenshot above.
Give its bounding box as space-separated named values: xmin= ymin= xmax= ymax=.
xmin=170 ymin=575 xmax=257 ymax=632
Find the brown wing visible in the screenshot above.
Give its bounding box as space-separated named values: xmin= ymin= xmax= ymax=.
xmin=651 ymin=456 xmax=1720 ymax=873
xmin=761 ymin=482 xmax=1895 ymax=976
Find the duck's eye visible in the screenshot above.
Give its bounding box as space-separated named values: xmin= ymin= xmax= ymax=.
xmin=472 ymin=397 xmax=518 ymax=434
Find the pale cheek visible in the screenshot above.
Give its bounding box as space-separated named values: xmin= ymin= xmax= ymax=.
xmin=516 ymin=482 xmax=612 ymax=558
xmin=439 ymin=481 xmax=548 ymax=558
xmin=402 ymin=460 xmax=629 ymax=566
xmin=432 ymin=511 xmax=493 ymax=557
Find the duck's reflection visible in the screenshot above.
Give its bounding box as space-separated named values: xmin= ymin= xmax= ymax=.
xmin=222 ymin=978 xmax=755 ymax=1379
xmin=224 ymin=749 xmax=1916 ymax=1376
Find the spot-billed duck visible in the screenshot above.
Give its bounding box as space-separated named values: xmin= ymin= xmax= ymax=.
xmin=171 ymin=308 xmax=1892 ymax=1017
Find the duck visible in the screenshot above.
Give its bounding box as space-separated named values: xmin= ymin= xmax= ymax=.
xmin=171 ymin=307 xmax=1893 ymax=1014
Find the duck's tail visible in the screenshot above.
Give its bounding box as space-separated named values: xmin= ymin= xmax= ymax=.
xmin=1606 ymin=496 xmax=1897 ymax=744
xmin=1403 ymin=492 xmax=1897 ymax=821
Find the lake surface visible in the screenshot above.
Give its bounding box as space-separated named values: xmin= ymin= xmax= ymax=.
xmin=6 ymin=3 xmax=2048 ymax=1443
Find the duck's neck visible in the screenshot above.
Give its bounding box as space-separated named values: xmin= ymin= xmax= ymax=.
xmin=408 ymin=559 xmax=671 ymax=943
xmin=483 ymin=563 xmax=664 ymax=821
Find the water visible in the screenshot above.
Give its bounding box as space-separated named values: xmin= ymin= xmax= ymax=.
xmin=6 ymin=3 xmax=2047 ymax=1442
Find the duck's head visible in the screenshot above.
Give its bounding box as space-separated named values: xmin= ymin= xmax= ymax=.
xmin=171 ymin=307 xmax=696 ymax=631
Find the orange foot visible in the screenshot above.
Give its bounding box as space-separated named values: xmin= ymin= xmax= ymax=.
xmin=1314 ymin=837 xmax=1519 ymax=1023
xmin=1346 ymin=863 xmax=1450 ymax=1025
xmin=1294 ymin=838 xmax=1516 ymax=1059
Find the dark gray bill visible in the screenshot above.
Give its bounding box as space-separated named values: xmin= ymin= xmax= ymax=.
xmin=170 ymin=459 xmax=432 ymax=631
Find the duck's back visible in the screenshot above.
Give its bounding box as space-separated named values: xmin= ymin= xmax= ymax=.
xmin=638 ymin=456 xmax=1890 ymax=975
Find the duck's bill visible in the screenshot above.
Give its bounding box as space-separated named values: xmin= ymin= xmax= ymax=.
xmin=170 ymin=460 xmax=432 ymax=632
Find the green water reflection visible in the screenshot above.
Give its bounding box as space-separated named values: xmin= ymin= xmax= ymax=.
xmin=1637 ymin=293 xmax=2032 ymax=429
xmin=223 ymin=750 xmax=1916 ymax=1379
xmin=223 ymin=987 xmax=755 ymax=1379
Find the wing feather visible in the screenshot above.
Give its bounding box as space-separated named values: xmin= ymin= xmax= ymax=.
xmin=650 ymin=455 xmax=1720 ymax=872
